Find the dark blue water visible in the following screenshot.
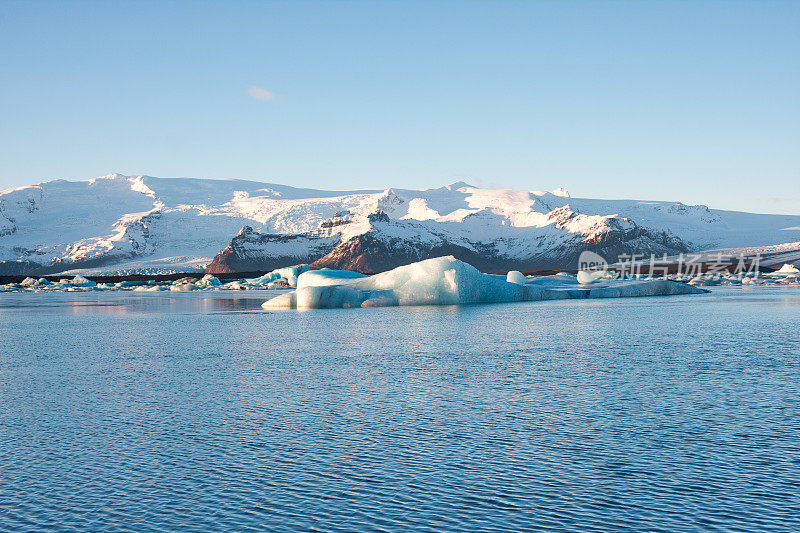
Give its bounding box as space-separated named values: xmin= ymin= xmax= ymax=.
xmin=1 ymin=288 xmax=799 ymax=532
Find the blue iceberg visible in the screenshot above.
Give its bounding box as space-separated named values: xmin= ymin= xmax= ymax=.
xmin=262 ymin=256 xmax=707 ymax=310
xmin=248 ymin=264 xmax=311 ymax=288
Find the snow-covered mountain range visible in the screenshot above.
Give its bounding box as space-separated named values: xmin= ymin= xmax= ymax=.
xmin=1 ymin=174 xmax=798 ymax=275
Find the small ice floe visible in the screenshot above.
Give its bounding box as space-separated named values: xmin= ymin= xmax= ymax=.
xmin=170 ymin=283 xmax=197 ymax=291
xmin=133 ymin=285 xmax=166 ymax=291
xmin=506 ymin=271 xmax=526 ymax=285
xmin=262 ymin=256 xmax=706 ymax=310
xmin=196 ymin=274 xmax=222 ymax=287
xmin=576 ymin=270 xmax=616 ymax=285
xmin=115 ymin=280 xmax=148 ymax=288
xmin=248 ymin=264 xmax=310 ymax=288
xmin=70 ymin=275 xmax=96 ymax=287
xmin=774 ymin=263 xmax=799 ymax=275
xmin=169 ymin=277 xmax=198 ymax=291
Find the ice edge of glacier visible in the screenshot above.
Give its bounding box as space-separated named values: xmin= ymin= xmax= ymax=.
xmin=261 ymin=256 xmax=708 ymax=310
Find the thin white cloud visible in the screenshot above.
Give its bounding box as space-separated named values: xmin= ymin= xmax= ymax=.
xmin=247 ymin=86 xmax=276 ymax=102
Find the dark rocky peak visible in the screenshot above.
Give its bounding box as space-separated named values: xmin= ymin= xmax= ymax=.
xmin=368 ymin=211 xmax=391 ymax=224
xmin=546 ymin=205 xmax=578 ymax=227
xmin=236 ymin=226 xmax=256 ymax=237
xmin=320 ymin=211 xmax=353 ymax=229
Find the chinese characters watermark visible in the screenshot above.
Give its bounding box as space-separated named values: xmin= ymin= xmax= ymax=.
xmin=579 ymin=251 xmax=762 ymax=279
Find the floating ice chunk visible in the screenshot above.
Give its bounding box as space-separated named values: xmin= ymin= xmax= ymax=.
xmin=70 ymin=275 xmax=96 ymax=287
xmin=776 ymin=263 xmax=799 ymax=274
xmin=586 ymin=279 xmax=704 ymax=298
xmin=172 ymin=276 xmax=198 ymax=285
xmin=264 ymin=291 xmax=296 ymax=308
xmin=248 ymin=264 xmax=310 ymax=288
xmin=283 ymin=266 xmax=309 ymax=287
xmin=21 ymin=277 xmax=51 ymax=287
xmin=197 ymin=274 xmax=222 ymax=286
xmin=296 ymin=269 xmax=368 ymax=290
xmin=116 ymin=280 xmax=149 ymax=288
xmin=265 ymin=256 xmax=520 ymax=309
xmin=263 ymin=256 xmax=706 ymax=310
xmin=506 ymin=270 xmax=526 ymax=285
xmin=248 ymin=273 xmax=278 ymax=285
xmin=577 ymin=270 xmax=615 ymax=284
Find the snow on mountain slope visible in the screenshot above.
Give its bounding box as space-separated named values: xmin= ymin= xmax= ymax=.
xmin=1 ymin=173 xmax=798 ymax=275
xmin=208 ymin=182 xmax=799 ymax=273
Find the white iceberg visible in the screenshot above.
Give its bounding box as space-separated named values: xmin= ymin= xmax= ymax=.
xmin=506 ymin=270 xmax=526 ymax=285
xmin=134 ymin=285 xmax=166 ymax=291
xmin=262 ymin=256 xmax=706 ymax=310
xmin=776 ymin=263 xmax=799 ymax=274
xmin=196 ymin=274 xmax=222 ymax=286
xmin=577 ymin=270 xmax=616 ymax=284
xmin=70 ymin=275 xmax=96 ymax=287
xmin=296 ymin=268 xmax=368 ymax=289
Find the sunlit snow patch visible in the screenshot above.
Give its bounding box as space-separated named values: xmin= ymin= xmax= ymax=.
xmin=262 ymin=256 xmax=706 ymax=310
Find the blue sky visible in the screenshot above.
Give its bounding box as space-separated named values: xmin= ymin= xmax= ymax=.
xmin=1 ymin=1 xmax=798 ymax=214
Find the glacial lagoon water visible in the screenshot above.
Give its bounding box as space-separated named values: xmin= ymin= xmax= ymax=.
xmin=1 ymin=288 xmax=799 ymax=532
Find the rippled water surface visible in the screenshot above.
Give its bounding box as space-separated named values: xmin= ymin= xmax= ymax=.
xmin=1 ymin=288 xmax=799 ymax=532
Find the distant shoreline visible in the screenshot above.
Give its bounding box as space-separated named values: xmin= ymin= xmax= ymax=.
xmin=0 ymin=269 xmax=577 ymax=285
xmin=0 ymin=263 xmax=780 ymax=286
xmin=0 ymin=271 xmax=273 ymax=285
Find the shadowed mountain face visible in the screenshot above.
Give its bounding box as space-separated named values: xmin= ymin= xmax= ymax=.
xmin=205 ymin=226 xmax=339 ymax=274
xmin=2 ymin=174 xmax=799 ymax=275
xmin=207 ymin=211 xmax=693 ymax=274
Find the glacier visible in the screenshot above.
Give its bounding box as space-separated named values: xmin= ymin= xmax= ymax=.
xmin=261 ymin=256 xmax=707 ymax=310
xmin=2 ymin=173 xmax=800 ymax=276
